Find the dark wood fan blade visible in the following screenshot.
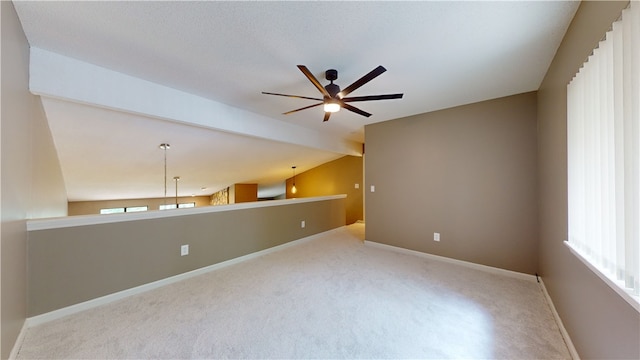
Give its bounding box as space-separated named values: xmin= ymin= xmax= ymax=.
xmin=297 ymin=65 xmax=330 ymax=97
xmin=283 ymin=102 xmax=323 ymax=115
xmin=342 ymin=94 xmax=404 ymax=102
xmin=341 ymin=103 xmax=372 ymax=117
xmin=338 ymin=65 xmax=386 ymax=98
xmin=261 ymin=92 xmax=323 ymax=101
xmin=323 ymin=112 xmax=331 ymax=122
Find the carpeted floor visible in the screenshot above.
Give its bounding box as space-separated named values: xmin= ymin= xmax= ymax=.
xmin=16 ymin=223 xmax=570 ymax=359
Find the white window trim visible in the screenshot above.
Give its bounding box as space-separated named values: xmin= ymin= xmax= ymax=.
xmin=565 ymin=241 xmax=640 ymax=312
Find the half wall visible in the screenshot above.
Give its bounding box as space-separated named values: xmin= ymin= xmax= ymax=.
xmin=27 ymin=196 xmax=345 ymax=316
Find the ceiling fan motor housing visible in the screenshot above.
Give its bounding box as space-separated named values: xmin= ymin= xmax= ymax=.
xmin=325 ymin=83 xmax=341 ymax=98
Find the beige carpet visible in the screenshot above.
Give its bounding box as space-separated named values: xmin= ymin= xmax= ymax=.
xmin=16 ymin=223 xmax=570 ymax=359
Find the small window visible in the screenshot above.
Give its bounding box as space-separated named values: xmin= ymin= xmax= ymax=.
xmin=100 ymin=207 xmax=125 ymax=214
xmin=159 ymin=202 xmax=195 ymax=210
xmin=100 ymin=206 xmax=148 ymax=214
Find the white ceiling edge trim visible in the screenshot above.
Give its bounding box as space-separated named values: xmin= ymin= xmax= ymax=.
xmin=28 ymin=47 xmax=361 ymax=156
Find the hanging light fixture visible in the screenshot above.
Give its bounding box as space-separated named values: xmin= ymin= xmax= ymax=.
xmin=291 ymin=166 xmax=297 ymax=194
xmin=173 ymin=176 xmax=180 ymax=207
xmin=159 ymin=143 xmax=170 ymax=205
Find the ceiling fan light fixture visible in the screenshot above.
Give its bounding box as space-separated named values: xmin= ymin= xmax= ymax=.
xmin=324 ymin=100 xmax=340 ymax=113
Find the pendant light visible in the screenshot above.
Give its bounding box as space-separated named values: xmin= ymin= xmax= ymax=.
xmin=291 ymin=166 xmax=297 ymax=194
xmin=173 ymin=176 xmax=180 ymax=207
xmin=159 ymin=143 xmax=170 ymax=205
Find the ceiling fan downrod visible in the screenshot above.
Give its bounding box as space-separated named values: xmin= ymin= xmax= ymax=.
xmin=324 ymin=69 xmax=340 ymax=98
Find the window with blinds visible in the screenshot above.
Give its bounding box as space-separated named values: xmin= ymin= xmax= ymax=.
xmin=566 ymin=2 xmax=639 ymax=311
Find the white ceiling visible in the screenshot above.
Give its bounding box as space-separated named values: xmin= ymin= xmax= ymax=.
xmin=12 ymin=0 xmax=579 ymax=202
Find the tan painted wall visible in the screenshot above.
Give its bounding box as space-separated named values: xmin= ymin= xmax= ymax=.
xmin=1 ymin=2 xmax=68 ymax=357
xmin=286 ymin=155 xmax=363 ymax=224
xmin=69 ymin=196 xmax=212 ymax=216
xmin=365 ymin=92 xmax=538 ymax=274
xmin=28 ymin=197 xmax=345 ymax=316
xmin=233 ymin=183 xmax=258 ymax=203
xmin=537 ymin=1 xmax=639 ymax=358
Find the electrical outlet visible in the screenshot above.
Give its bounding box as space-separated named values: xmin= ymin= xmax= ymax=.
xmin=370 ymin=185 xmax=375 ymax=192
xmin=434 ymin=233 xmax=440 ymax=242
xmin=355 ymin=183 xmax=360 ymax=189
xmin=301 ymin=220 xmax=306 ymax=228
xmin=181 ymin=244 xmax=189 ymax=256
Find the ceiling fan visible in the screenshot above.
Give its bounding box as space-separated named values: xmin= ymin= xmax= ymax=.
xmin=262 ymin=65 xmax=403 ymax=122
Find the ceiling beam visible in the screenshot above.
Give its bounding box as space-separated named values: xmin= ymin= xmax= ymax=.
xmin=28 ymin=47 xmax=362 ymax=156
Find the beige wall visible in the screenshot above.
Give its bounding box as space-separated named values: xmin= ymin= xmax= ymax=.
xmin=69 ymin=196 xmax=212 ymax=216
xmin=286 ymin=155 xmax=363 ymax=224
xmin=365 ymin=92 xmax=538 ymax=274
xmin=537 ymin=1 xmax=639 ymax=358
xmin=1 ymin=2 xmax=68 ymax=358
xmin=29 ymin=197 xmax=345 ymax=316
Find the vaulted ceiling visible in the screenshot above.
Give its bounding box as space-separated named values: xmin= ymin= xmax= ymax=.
xmin=12 ymin=1 xmax=579 ymax=201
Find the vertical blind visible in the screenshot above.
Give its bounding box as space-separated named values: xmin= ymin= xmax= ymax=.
xmin=567 ymin=2 xmax=639 ymax=303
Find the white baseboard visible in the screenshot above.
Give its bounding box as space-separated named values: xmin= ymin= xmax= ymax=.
xmin=9 ymin=321 xmax=28 ymax=360
xmin=363 ymin=240 xmax=536 ymax=282
xmin=26 ymin=226 xmax=344 ymax=327
xmin=539 ymin=278 xmax=580 ymax=360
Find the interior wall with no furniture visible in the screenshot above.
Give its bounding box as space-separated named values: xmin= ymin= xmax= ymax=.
xmin=365 ymin=92 xmax=538 ymax=275
xmin=1 ymin=1 xmax=67 ymax=357
xmin=537 ymin=1 xmax=639 ymax=358
xmin=29 ymin=196 xmax=345 ymax=315
xmin=232 ymin=183 xmax=258 ymax=203
xmin=286 ymin=155 xmax=363 ymax=224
